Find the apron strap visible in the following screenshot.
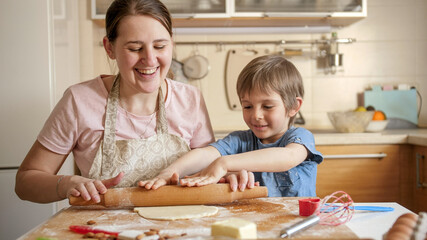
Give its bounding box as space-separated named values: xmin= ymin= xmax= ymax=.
xmin=156 ymin=86 xmax=168 ymax=135
xmin=102 ymin=75 xmax=120 ymax=163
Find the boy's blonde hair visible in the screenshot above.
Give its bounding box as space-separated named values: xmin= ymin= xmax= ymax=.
xmin=236 ymin=55 xmax=304 ymax=127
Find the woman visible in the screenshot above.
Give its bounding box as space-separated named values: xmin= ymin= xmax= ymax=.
xmin=15 ymin=0 xmax=216 ymax=204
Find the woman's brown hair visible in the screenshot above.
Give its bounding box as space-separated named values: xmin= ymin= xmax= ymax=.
xmin=105 ymin=0 xmax=172 ymax=43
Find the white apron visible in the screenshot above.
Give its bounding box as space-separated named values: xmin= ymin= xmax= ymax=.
xmin=88 ymin=75 xmax=190 ymax=187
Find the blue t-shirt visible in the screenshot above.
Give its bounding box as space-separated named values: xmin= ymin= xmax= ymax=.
xmin=210 ymin=126 xmax=323 ymax=197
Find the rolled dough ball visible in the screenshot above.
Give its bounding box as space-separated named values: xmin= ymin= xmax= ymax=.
xmin=211 ymin=218 xmax=257 ymax=239
xmin=134 ymin=205 xmax=218 ymax=220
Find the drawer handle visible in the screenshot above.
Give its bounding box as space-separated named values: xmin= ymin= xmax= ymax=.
xmin=323 ymin=153 xmax=387 ymax=159
xmin=416 ymin=153 xmax=427 ymax=188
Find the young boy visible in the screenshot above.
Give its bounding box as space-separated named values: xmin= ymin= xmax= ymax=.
xmin=140 ymin=55 xmax=323 ymax=197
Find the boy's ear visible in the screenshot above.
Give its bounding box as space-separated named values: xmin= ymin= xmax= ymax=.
xmin=103 ymin=36 xmax=116 ymax=59
xmin=288 ymin=97 xmax=303 ymax=117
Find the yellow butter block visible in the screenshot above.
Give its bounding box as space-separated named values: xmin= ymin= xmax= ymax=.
xmin=211 ymin=218 xmax=257 ymax=239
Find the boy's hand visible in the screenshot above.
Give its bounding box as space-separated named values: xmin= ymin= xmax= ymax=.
xmin=180 ymin=158 xmax=227 ymax=187
xmin=220 ymin=170 xmax=260 ymax=192
xmin=138 ymin=172 xmax=180 ymax=190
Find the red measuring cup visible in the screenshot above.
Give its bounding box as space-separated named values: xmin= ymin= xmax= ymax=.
xmin=298 ymin=198 xmax=321 ymax=216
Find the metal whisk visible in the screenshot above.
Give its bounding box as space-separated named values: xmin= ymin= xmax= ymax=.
xmin=280 ymin=191 xmax=355 ymax=238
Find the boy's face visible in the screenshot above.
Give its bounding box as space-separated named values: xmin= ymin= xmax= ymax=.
xmin=241 ymin=88 xmax=298 ymax=144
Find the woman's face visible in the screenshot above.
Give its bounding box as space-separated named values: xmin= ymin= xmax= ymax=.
xmin=106 ymin=15 xmax=173 ymax=94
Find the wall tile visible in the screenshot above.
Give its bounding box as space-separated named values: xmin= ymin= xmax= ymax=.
xmin=311 ymin=76 xmax=368 ymax=112
xmin=336 ymin=41 xmax=416 ymax=77
xmin=336 ymin=5 xmax=416 ymax=42
xmin=416 ymin=1 xmax=427 ymax=40
xmin=416 ymin=40 xmax=427 ymax=76
xmin=311 ymin=112 xmax=334 ymax=129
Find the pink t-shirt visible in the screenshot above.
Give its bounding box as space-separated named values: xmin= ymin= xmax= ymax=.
xmin=38 ymin=76 xmax=214 ymax=177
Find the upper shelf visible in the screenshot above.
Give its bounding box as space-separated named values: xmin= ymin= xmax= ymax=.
xmin=92 ymin=0 xmax=367 ymax=28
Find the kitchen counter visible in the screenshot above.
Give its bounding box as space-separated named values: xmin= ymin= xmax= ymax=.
xmin=215 ymin=128 xmax=427 ymax=146
xmin=313 ymin=128 xmax=427 ymax=146
xmin=18 ymin=198 xmax=412 ymax=240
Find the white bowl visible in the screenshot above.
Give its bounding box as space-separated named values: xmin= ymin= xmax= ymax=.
xmin=366 ymin=120 xmax=389 ymax=132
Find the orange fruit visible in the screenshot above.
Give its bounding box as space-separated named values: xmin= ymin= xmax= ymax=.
xmin=372 ymin=110 xmax=386 ymax=121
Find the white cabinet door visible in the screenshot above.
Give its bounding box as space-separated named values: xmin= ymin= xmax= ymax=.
xmin=0 ymin=0 xmax=56 ymax=238
xmin=91 ymin=0 xmax=367 ymax=20
xmin=0 ymin=170 xmax=54 ymax=240
xmin=234 ymin=0 xmax=366 ymax=17
xmin=0 ymin=0 xmax=53 ymax=168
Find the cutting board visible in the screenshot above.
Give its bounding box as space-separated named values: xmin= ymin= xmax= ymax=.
xmin=364 ymin=88 xmax=418 ymax=125
xmin=21 ymin=198 xmax=359 ymax=239
xmin=225 ymin=48 xmax=270 ymax=110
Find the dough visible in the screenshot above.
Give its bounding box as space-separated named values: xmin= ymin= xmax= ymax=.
xmin=134 ymin=205 xmax=218 ymax=220
xmin=211 ymin=218 xmax=257 ymax=239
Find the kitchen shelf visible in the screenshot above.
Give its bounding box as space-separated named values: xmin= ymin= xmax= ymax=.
xmin=172 ymin=16 xmax=365 ymax=28
xmin=91 ymin=0 xmax=367 ymax=28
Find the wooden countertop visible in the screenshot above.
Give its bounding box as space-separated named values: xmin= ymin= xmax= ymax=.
xmin=20 ymin=198 xmax=359 ymax=240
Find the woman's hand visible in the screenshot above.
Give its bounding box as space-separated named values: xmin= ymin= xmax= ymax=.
xmin=60 ymin=172 xmax=124 ymax=203
xmin=138 ymin=172 xmax=180 ymax=190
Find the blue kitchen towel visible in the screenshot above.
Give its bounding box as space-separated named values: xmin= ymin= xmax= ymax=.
xmin=364 ymin=88 xmax=418 ymax=125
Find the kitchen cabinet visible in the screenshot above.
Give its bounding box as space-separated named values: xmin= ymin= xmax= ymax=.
xmin=0 ymin=0 xmax=57 ymax=239
xmin=91 ymin=0 xmax=367 ymax=27
xmin=412 ymin=146 xmax=427 ymax=212
xmin=316 ymin=144 xmax=411 ymax=205
xmin=0 ymin=170 xmax=54 ymax=240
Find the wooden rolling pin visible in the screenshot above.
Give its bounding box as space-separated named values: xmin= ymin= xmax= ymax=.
xmin=69 ymin=184 xmax=268 ymax=208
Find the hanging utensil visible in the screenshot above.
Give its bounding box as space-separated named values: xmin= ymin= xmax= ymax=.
xmin=182 ymin=45 xmax=210 ymax=80
xmin=182 ymin=54 xmax=210 ymax=80
xmin=170 ymin=58 xmax=188 ymax=83
xmin=225 ymin=48 xmax=269 ymax=110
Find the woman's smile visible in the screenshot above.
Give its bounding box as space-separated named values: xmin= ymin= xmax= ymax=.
xmin=135 ymin=67 xmax=158 ymax=75
xmin=134 ymin=66 xmax=160 ymax=80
